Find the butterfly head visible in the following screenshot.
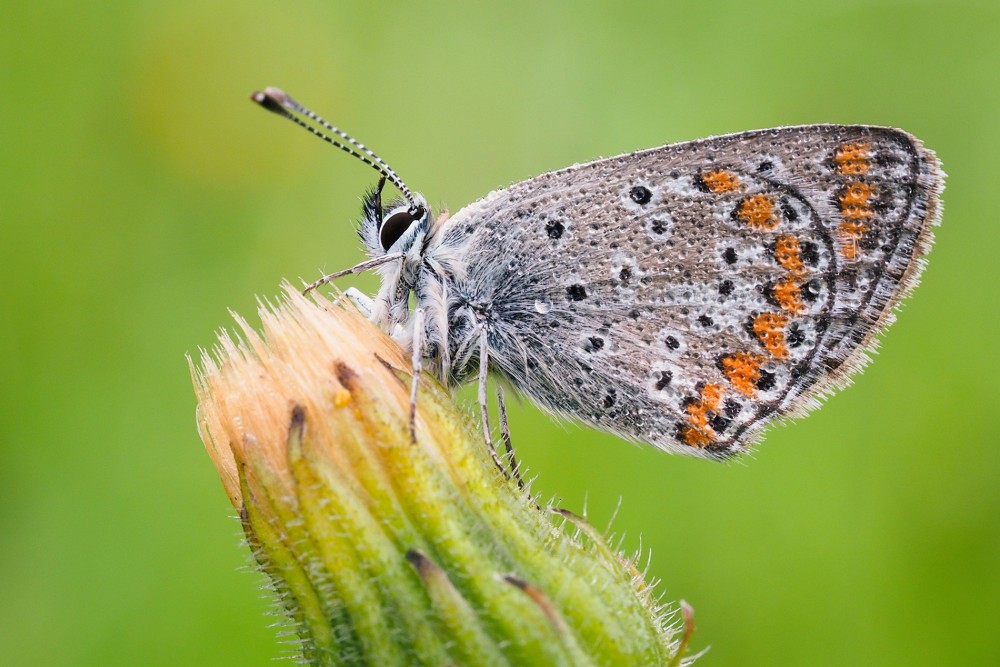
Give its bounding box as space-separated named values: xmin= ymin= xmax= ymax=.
xmin=359 ymin=177 xmax=430 ymax=259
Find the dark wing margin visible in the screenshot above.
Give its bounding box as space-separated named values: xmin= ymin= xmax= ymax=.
xmin=711 ymin=126 xmax=944 ymax=458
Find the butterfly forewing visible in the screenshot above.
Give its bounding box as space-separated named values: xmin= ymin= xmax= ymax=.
xmin=430 ymin=125 xmax=941 ymax=458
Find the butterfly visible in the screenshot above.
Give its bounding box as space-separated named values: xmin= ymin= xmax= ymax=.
xmin=253 ymin=87 xmax=942 ymax=461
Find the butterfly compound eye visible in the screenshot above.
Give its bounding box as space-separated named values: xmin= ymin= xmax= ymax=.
xmin=379 ymin=206 xmax=424 ymax=251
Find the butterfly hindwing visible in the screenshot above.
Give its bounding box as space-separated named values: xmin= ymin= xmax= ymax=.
xmin=429 ymin=125 xmax=941 ymax=458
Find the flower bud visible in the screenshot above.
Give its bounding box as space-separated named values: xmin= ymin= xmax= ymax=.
xmin=192 ymin=285 xmax=692 ymax=666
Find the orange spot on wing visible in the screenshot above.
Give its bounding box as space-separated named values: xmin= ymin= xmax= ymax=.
xmin=833 ymin=141 xmax=870 ymax=175
xmin=839 ymin=182 xmax=876 ymax=219
xmin=838 ymin=182 xmax=876 ymax=259
xmin=772 ymin=235 xmax=808 ymax=312
xmin=773 ymin=277 xmax=805 ymax=314
xmin=774 ymin=235 xmax=806 ymax=276
xmin=736 ymin=194 xmax=780 ymax=231
xmin=699 ymin=169 xmax=742 ymax=193
xmin=753 ymin=312 xmax=791 ymax=359
xmin=721 ymin=352 xmax=766 ymax=398
xmin=838 ymin=221 xmax=868 ymax=259
xmin=681 ymin=383 xmax=725 ymax=447
xmin=680 ymin=426 xmax=713 ymax=447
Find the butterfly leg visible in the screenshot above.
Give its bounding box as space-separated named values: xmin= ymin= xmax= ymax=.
xmin=496 ymin=384 xmax=526 ymax=490
xmin=302 ymin=252 xmax=405 ymax=294
xmin=408 ymin=306 xmax=425 ymax=443
xmin=342 ymin=287 xmax=374 ymax=318
xmin=477 ymin=321 xmax=507 ymax=477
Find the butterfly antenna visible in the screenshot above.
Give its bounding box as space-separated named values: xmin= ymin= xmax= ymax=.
xmin=251 ymin=87 xmax=420 ymax=211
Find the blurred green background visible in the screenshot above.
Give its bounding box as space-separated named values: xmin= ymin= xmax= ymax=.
xmin=3 ymin=1 xmax=998 ymax=665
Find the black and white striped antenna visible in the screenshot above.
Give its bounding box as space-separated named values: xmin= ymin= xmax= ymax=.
xmin=251 ymin=87 xmax=421 ymax=212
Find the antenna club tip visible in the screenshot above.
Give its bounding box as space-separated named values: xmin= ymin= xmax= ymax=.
xmin=263 ymin=86 xmax=289 ymax=101
xmin=251 ymin=87 xmax=291 ymax=115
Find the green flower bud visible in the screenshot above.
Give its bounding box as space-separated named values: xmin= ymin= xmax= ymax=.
xmin=191 ymin=285 xmax=694 ymax=666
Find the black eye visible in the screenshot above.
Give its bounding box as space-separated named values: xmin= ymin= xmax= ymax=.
xmin=379 ymin=207 xmax=421 ymax=250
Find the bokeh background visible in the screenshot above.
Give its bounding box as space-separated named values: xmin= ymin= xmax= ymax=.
xmin=3 ymin=1 xmax=998 ymax=665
